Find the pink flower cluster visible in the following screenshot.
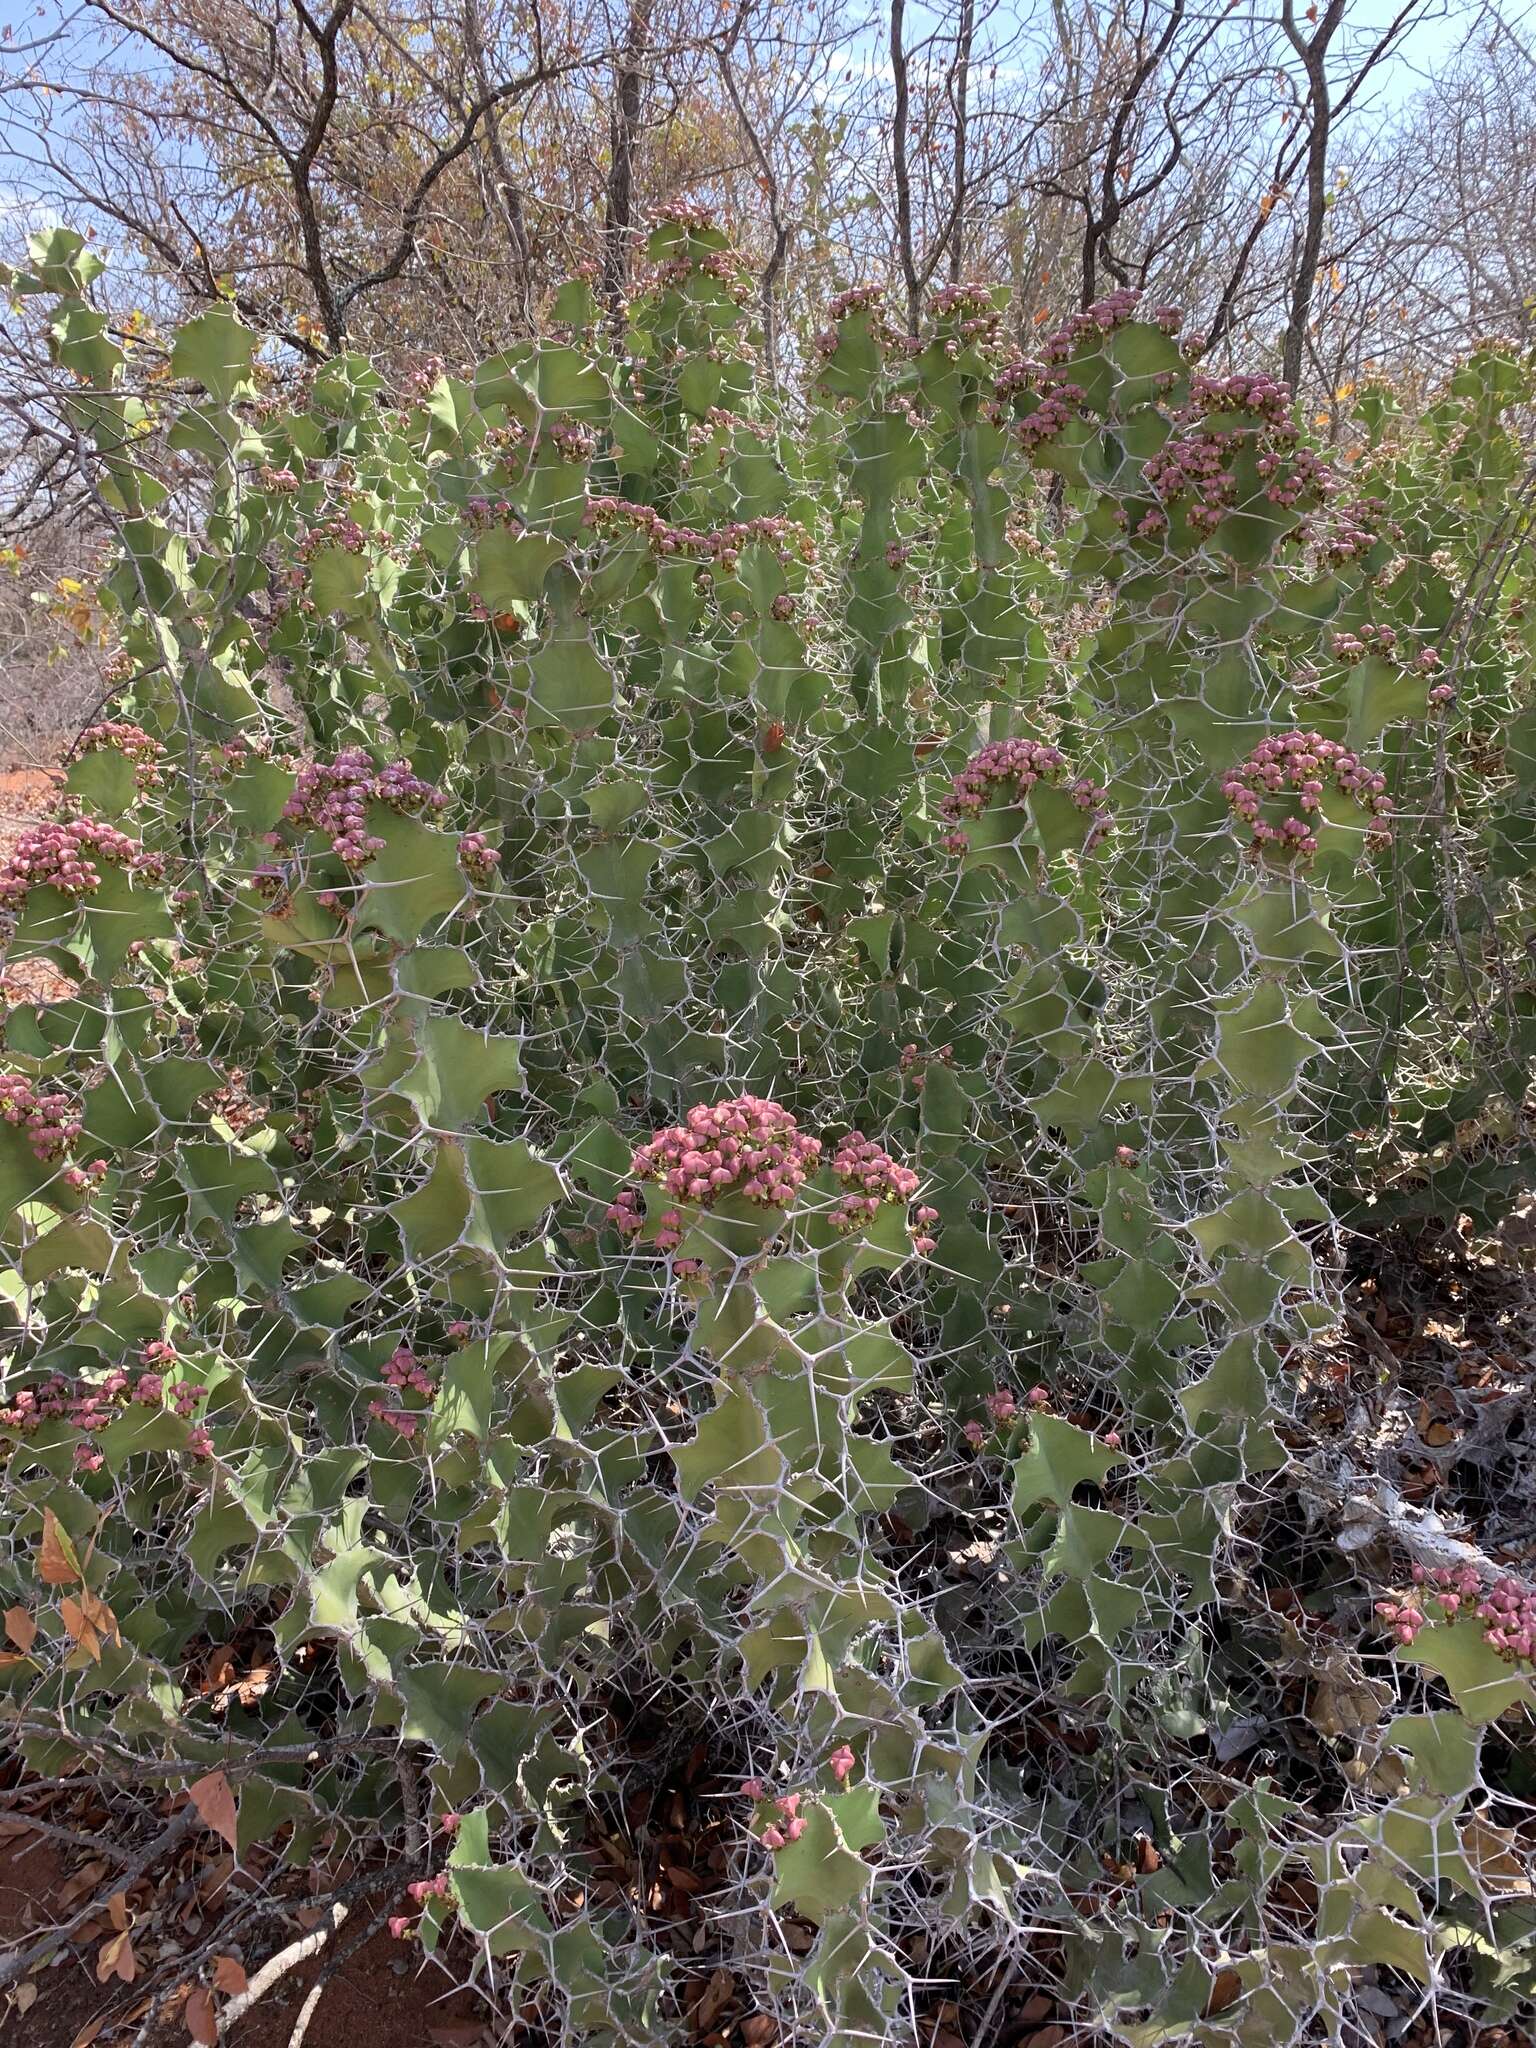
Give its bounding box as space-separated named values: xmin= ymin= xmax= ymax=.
xmin=388 ymin=1870 xmax=453 ymax=1940
xmin=257 ymin=465 xmax=301 ymax=494
xmin=1377 ymin=1563 xmax=1536 ymax=1665
xmin=0 ymin=1072 xmax=86 ymax=1165
xmin=1222 ymin=731 xmax=1390 ymax=859
xmin=813 ymin=284 xmax=892 ymax=359
xmin=828 ymin=284 xmax=885 ymax=321
xmin=582 ymin=498 xmax=814 ymax=570
xmin=750 ymin=1748 xmax=857 ymax=1850
xmin=829 ymin=1131 xmax=928 ymax=1245
xmin=1255 ymin=443 xmax=1334 ymax=512
xmin=1331 ymin=623 xmax=1400 ymax=663
xmin=647 ymin=244 xmax=749 ymax=299
xmin=1316 ymin=491 xmax=1395 ymax=565
xmin=0 ymin=1352 xmax=209 ymax=1471
xmin=457 ymin=831 xmax=500 ymax=885
xmin=298 ymin=513 xmax=367 ymax=559
xmin=927 ymin=282 xmax=1004 ymax=347
xmin=79 ymin=721 xmax=163 ymax=789
xmin=929 ymin=282 xmax=996 ymax=322
xmin=1331 ymin=625 xmax=1447 ymax=697
xmin=464 ymin=494 xmax=524 ymax=529
xmin=0 ymin=815 xmax=140 ymax=910
xmin=367 ymin=1346 xmax=438 ymax=1441
xmin=1142 ymin=433 xmax=1242 ymax=533
xmin=964 ymin=1384 xmax=1049 ymax=1447
xmin=281 ymin=748 xmax=448 ymax=868
xmin=655 ymin=198 xmax=720 ymax=232
xmin=898 ymin=1041 xmax=954 ymax=1089
xmin=1040 ymin=286 xmax=1147 ymax=363
xmin=541 ymin=418 xmax=596 ymax=464
xmin=938 ymin=737 xmax=1108 ymax=853
xmin=607 ymin=1097 xmax=822 ymax=1235
xmin=1189 ymin=370 xmax=1292 ymax=426
xmin=758 ymin=1790 xmax=807 ymax=1851
xmin=1012 ymin=379 xmax=1088 ymax=452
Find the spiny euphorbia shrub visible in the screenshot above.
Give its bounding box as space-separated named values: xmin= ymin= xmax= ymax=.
xmin=0 ymin=220 xmax=1533 ymax=2048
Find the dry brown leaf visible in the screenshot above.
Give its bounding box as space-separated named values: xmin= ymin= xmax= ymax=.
xmin=59 ymin=1592 xmax=119 ymax=1664
xmin=202 ymin=1644 xmax=239 ymax=1694
xmin=13 ymin=1980 xmax=38 ymax=2014
xmin=692 ymin=1966 xmax=735 ymax=2031
xmin=4 ymin=1605 xmax=37 ymax=1653
xmin=39 ymin=1508 xmax=81 ymax=1586
xmin=1460 ymin=1814 xmax=1536 ymax=1896
xmin=188 ymin=1771 xmax=239 ymax=1853
xmin=739 ymin=2021 xmax=777 ymax=2048
xmin=68 ymin=2015 xmax=107 ymax=2048
xmin=1205 ymin=1966 xmax=1243 ymax=2016
xmin=96 ymin=1928 xmax=137 ymax=1984
xmin=185 ymin=1985 xmax=218 ymax=2046
xmin=59 ymin=1858 xmax=109 ymax=1906
xmin=108 ymin=1891 xmax=130 ymax=1932
xmin=211 ymin=1954 xmax=248 ymax=1996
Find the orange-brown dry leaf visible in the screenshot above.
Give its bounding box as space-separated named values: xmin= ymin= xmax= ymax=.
xmin=95 ymin=1929 xmax=137 ymax=1984
xmin=59 ymin=1858 xmax=110 ymax=1907
xmin=202 ymin=1644 xmax=239 ymax=1694
xmin=210 ymin=1954 xmax=248 ymax=1995
xmin=39 ymin=1509 xmax=82 ymax=1585
xmin=1460 ymin=1814 xmax=1536 ymax=1896
xmin=4 ymin=1605 xmax=37 ymax=1653
xmin=691 ymin=1968 xmax=735 ymax=2032
xmin=1205 ymin=1967 xmax=1243 ymax=2016
xmin=185 ymin=1985 xmax=218 ymax=2046
xmin=188 ymin=1771 xmax=239 ymax=1853
xmin=61 ymin=1589 xmax=120 ymax=1662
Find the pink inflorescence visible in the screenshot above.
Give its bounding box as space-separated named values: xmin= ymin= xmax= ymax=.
xmin=367 ymin=1346 xmax=438 ymax=1441
xmin=0 ymin=815 xmax=140 ymax=911
xmin=1221 ymin=731 xmax=1390 ymax=860
xmin=606 ymin=1096 xmax=823 ymax=1242
xmin=582 ymin=498 xmax=815 ymax=571
xmin=1011 ymin=379 xmax=1088 ymax=452
xmin=79 ymin=721 xmax=164 ymax=789
xmin=282 ymin=748 xmax=448 ymax=868
xmin=828 ymin=1131 xmax=919 ymax=1233
xmin=1040 ymin=286 xmax=1147 ymax=363
xmin=0 ymin=1362 xmax=208 ymax=1464
xmin=0 ymin=1073 xmax=85 ymax=1164
xmin=457 ymin=831 xmax=500 ymax=886
xmin=757 ymin=1789 xmax=809 ymax=1852
xmin=1189 ymin=370 xmax=1292 ymax=426
xmin=298 ymin=513 xmax=367 ymax=560
xmin=392 ymin=1870 xmax=453 ymax=1936
xmin=1377 ymin=1562 xmax=1536 ymax=1665
xmin=938 ymin=737 xmax=1109 ymax=854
